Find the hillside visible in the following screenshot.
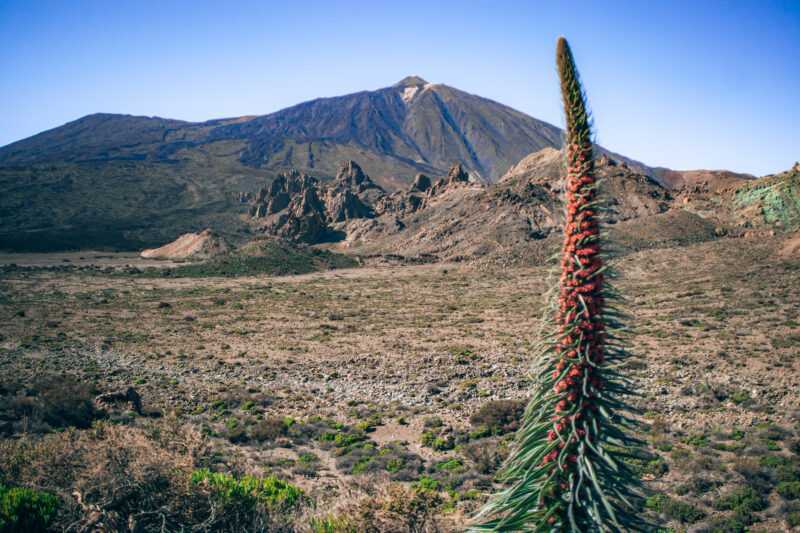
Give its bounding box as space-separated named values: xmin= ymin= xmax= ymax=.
xmin=0 ymin=77 xmax=568 ymax=186
xmin=0 ymin=77 xmax=647 ymax=252
xmin=0 ymin=78 xmax=766 ymax=253
xmin=242 ymin=150 xmax=786 ymax=266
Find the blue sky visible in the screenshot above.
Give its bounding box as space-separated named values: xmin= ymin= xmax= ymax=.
xmin=1 ymin=0 xmax=797 ymax=175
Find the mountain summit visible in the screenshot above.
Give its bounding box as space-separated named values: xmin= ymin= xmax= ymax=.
xmin=393 ymin=75 xmax=429 ymax=87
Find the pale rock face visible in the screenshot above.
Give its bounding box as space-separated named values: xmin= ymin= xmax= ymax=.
xmin=140 ymin=229 xmax=228 ymax=259
xmin=402 ymin=86 xmax=419 ymax=103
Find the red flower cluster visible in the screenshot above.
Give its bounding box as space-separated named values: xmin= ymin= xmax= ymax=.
xmin=542 ymin=141 xmax=606 ymax=468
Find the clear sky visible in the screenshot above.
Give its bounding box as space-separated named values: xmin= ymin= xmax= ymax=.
xmin=1 ymin=0 xmax=797 ymax=175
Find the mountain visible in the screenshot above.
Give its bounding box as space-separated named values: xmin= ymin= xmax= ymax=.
xmin=0 ymin=77 xmax=573 ymax=187
xmin=204 ymin=75 xmax=568 ymax=186
xmin=0 ymin=76 xmax=739 ymax=252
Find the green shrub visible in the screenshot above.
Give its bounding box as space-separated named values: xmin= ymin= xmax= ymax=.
xmin=684 ymin=434 xmax=709 ymax=448
xmin=309 ymin=515 xmax=357 ymax=533
xmin=645 ymin=493 xmax=705 ymax=523
xmin=713 ymin=486 xmax=768 ymax=521
xmin=320 ymin=430 xmax=364 ymax=450
xmin=435 ymin=459 xmax=463 ymax=472
xmin=603 ymin=443 xmax=667 ymax=480
xmin=420 ymin=431 xmax=454 ymax=451
xmin=778 ymin=481 xmax=800 ymax=500
xmin=703 ymin=513 xmax=749 ymax=533
xmin=730 ymin=390 xmax=750 ymax=405
xmin=759 ymin=454 xmax=800 ymax=482
xmin=0 ymin=484 xmax=59 ymax=533
xmin=190 ymin=469 xmax=303 ymax=510
xmin=414 ymin=476 xmax=440 ymax=492
xmin=386 ymin=458 xmax=404 ymax=473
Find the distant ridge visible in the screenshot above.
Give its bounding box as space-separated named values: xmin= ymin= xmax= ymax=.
xmin=0 ymin=77 xmax=750 ymax=252
xmin=0 ymin=76 xmax=572 ymax=186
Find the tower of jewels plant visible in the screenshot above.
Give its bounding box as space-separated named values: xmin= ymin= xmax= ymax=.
xmin=471 ymin=37 xmax=644 ymax=532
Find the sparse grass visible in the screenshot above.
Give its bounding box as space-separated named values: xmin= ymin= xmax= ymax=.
xmin=0 ymin=235 xmax=798 ymax=530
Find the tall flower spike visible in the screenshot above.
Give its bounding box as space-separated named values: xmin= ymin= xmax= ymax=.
xmin=470 ymin=37 xmax=645 ymax=532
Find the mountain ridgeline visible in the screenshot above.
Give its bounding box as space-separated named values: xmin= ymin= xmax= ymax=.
xmin=0 ymin=76 xmax=578 ymax=252
xmin=0 ymin=77 xmax=567 ymax=186
xmin=0 ymin=76 xmax=772 ymax=253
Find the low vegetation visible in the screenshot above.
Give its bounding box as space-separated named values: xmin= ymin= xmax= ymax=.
xmin=0 ymin=231 xmax=798 ymax=530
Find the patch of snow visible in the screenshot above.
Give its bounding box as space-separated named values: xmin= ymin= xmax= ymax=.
xmin=402 ymin=86 xmax=419 ymax=103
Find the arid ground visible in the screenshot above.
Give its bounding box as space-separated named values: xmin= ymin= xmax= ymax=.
xmin=1 ymin=233 xmax=799 ymax=531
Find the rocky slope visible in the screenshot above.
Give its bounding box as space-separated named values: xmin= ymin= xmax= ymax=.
xmin=0 ymin=77 xmax=657 ymax=253
xmin=733 ymin=161 xmax=800 ymax=232
xmin=243 ymin=151 xmax=675 ymax=262
xmin=0 ymin=77 xmax=569 ymax=187
xmin=140 ymin=229 xmax=229 ymax=260
xmin=242 ymin=152 xmax=798 ymax=266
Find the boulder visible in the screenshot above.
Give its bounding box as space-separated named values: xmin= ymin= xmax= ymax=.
xmin=410 ymin=173 xmax=432 ymax=193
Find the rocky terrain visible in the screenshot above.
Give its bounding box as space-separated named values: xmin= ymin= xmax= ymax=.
xmin=0 ymin=77 xmax=650 ymax=253
xmin=1 ymin=83 xmax=798 ymax=530
xmin=240 ymin=149 xmax=769 ymax=268
xmin=1 ymin=227 xmax=799 ymax=531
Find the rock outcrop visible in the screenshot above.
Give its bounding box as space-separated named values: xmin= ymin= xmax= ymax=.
xmin=244 ymin=149 xmax=752 ymax=263
xmin=250 ymin=161 xmax=389 ymax=242
xmin=410 ymin=173 xmax=432 ymax=193
xmin=248 ymin=160 xmax=496 ymax=244
xmin=324 ymin=161 xmax=384 ymax=222
xmin=250 ymin=170 xmax=331 ymax=242
xmin=428 ymin=163 xmax=478 ymax=196
xmin=140 ymin=229 xmax=229 ymax=259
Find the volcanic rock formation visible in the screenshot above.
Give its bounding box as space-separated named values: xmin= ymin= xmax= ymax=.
xmin=250 ymin=161 xmax=387 ymax=242
xmin=248 ymin=160 xmax=490 ymax=244
xmin=243 ymin=150 xmax=796 ymax=264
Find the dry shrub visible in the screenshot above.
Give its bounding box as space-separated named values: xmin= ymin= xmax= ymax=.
xmin=0 ymin=419 xmax=302 ymax=531
xmin=468 ymin=400 xmax=525 ymax=436
xmin=305 ymin=482 xmax=457 ymax=533
xmin=0 ymin=374 xmax=98 ymax=435
xmin=462 ymin=438 xmax=509 ymax=476
xmin=250 ymin=416 xmax=288 ymax=443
